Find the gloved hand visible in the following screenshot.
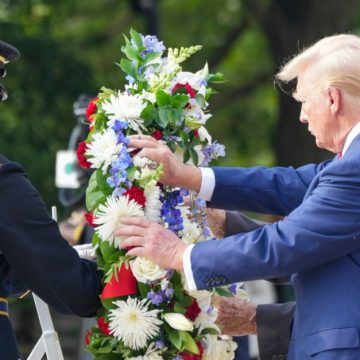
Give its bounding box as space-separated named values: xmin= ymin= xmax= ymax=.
xmin=213 ymin=296 xmax=257 ymax=336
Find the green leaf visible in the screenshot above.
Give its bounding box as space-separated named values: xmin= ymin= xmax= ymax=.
xmin=130 ymin=28 xmax=143 ymax=49
xmin=144 ymin=51 xmax=162 ymax=64
xmin=119 ymin=58 xmax=137 ymax=79
xmin=182 ymin=295 xmax=193 ymax=307
xmin=140 ymin=103 xmax=158 ymax=122
xmin=86 ymin=172 xmax=106 ymax=211
xmin=158 ymin=107 xmax=183 ymax=128
xmin=174 ymin=302 xmax=187 ymax=314
xmin=100 ymin=298 xmax=116 ymax=311
xmin=189 ymin=147 xmax=199 ymax=166
xmin=96 ymin=169 xmax=112 ymax=195
xmin=167 ymin=327 xmax=182 ymax=350
xmin=99 ymin=240 xmax=117 ymax=262
xmin=174 ymin=284 xmax=185 ymax=303
xmin=123 ymin=46 xmax=140 ymax=61
xmin=200 ymin=327 xmax=220 ymax=336
xmin=183 ymin=148 xmax=190 ymax=163
xmin=180 ymin=331 xmax=199 ymax=354
xmin=208 ymin=72 xmax=226 ymax=83
xmin=179 ymin=130 xmax=189 ymax=143
xmin=170 ymin=94 xmax=189 ymax=109
xmin=156 ymin=90 xmax=171 ymax=106
xmin=138 ymin=282 xmax=150 ymax=298
xmin=215 ymin=287 xmax=233 ymax=297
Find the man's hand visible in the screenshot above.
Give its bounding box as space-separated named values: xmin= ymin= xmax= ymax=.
xmin=205 ymin=208 xmax=226 ymax=239
xmin=213 ymin=296 xmax=257 ymax=336
xmin=116 ymin=216 xmax=188 ymax=271
xmin=129 ymin=135 xmax=202 ymax=192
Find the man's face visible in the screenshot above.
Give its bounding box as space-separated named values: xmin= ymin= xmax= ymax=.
xmin=294 ymin=72 xmax=337 ymax=152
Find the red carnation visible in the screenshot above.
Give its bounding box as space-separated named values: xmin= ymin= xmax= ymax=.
xmin=185 ymin=299 xmax=201 ymax=321
xmin=86 ymin=97 xmax=98 ymax=122
xmin=97 ymin=317 xmax=111 ymax=336
xmin=84 ymin=212 xmax=96 ymax=227
xmin=85 ymin=330 xmax=92 ymax=346
xmin=76 ymin=141 xmax=91 ymax=169
xmin=193 ymin=129 xmax=199 ymax=138
xmin=124 ymin=186 xmax=146 ymax=207
xmin=152 ymin=129 xmax=163 ymax=140
xmin=172 ymin=82 xmax=196 ymax=98
xmin=180 ymin=342 xmax=204 ymax=360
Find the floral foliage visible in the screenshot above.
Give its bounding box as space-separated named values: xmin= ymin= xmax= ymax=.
xmin=83 ymin=29 xmax=239 ymax=360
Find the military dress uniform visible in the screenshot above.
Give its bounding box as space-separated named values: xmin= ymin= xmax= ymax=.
xmin=0 ymin=41 xmax=102 ymax=360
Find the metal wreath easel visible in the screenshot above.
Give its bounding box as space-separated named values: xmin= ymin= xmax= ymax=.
xmin=27 ymin=207 xmax=64 ymax=360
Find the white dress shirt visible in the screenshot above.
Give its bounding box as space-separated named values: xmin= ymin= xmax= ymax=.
xmin=183 ymin=121 xmax=360 ymax=290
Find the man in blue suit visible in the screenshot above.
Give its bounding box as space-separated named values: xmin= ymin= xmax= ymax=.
xmin=119 ymin=34 xmax=360 ymax=359
xmin=0 ymin=40 xmax=102 ymax=359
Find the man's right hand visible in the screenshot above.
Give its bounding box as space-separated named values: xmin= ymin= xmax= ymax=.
xmin=129 ymin=135 xmax=202 ymax=192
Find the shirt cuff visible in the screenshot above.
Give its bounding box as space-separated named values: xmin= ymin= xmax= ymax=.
xmin=198 ymin=167 xmax=215 ymax=201
xmin=183 ymin=244 xmax=197 ymax=291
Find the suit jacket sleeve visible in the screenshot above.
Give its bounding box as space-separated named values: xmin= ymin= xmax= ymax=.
xmin=209 ymin=161 xmax=331 ymax=215
xmin=0 ymin=161 xmax=102 ymax=317
xmin=257 ymin=302 xmax=295 ymax=360
xmin=191 ymin=158 xmax=360 ymax=288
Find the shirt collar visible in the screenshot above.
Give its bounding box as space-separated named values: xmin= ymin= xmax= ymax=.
xmin=342 ymin=121 xmax=360 ymax=156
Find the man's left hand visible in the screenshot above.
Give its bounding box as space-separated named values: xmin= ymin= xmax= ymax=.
xmin=116 ymin=217 xmax=187 ymax=271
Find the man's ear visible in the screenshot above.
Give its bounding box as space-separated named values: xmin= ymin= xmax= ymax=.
xmin=327 ymin=87 xmax=341 ymax=114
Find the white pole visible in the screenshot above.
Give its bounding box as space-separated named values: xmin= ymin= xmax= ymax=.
xmin=27 ymin=206 xmax=64 ymax=360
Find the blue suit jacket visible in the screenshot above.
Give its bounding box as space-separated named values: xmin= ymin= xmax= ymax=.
xmin=191 ymin=134 xmax=360 ymax=359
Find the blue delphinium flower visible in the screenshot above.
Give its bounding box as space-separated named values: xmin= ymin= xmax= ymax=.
xmin=147 ymin=291 xmax=164 ymax=307
xmin=228 ymin=283 xmax=237 ymax=295
xmin=200 ymin=141 xmax=226 ymax=166
xmin=142 ymin=35 xmax=166 ymax=53
xmin=161 ymin=190 xmax=184 ymax=234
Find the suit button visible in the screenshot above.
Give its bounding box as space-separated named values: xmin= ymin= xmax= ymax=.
xmin=278 ymin=355 xmax=284 ymax=360
xmin=272 ymin=356 xmax=278 ymax=360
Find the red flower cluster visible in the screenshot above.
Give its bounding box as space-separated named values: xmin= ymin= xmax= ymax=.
xmin=85 ymin=330 xmax=92 ymax=346
xmin=97 ymin=317 xmax=111 ymax=336
xmin=86 ymin=97 xmax=98 ymax=122
xmin=193 ymin=129 xmax=199 ymax=138
xmin=152 ymin=129 xmax=163 ymax=140
xmin=180 ymin=342 xmax=204 ymax=360
xmin=172 ymin=82 xmax=196 ymax=98
xmin=76 ymin=141 xmax=91 ymax=169
xmin=185 ymin=299 xmax=201 ymax=321
xmin=124 ymin=186 xmax=146 ymax=207
xmin=84 ymin=212 xmax=96 ymax=227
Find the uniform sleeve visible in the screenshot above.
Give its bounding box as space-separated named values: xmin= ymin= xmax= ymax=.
xmin=0 ymin=162 xmax=102 ymax=317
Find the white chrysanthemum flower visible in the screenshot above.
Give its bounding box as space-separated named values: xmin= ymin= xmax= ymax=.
xmin=94 ymin=195 xmax=144 ymax=248
xmin=202 ymin=335 xmax=238 ymax=360
xmin=194 ymin=294 xmax=220 ymax=333
xmin=181 ymin=218 xmax=204 ymax=245
xmin=130 ymin=256 xmax=167 ymax=283
xmin=102 ymin=91 xmax=146 ymax=131
xmin=109 ymin=298 xmax=163 ymax=351
xmin=127 ymin=343 xmax=163 ymax=360
xmin=144 ymin=185 xmax=162 ymax=222
xmin=85 ymin=130 xmax=121 ymax=174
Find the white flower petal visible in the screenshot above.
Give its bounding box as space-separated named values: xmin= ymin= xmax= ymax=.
xmin=94 ymin=195 xmax=144 ymax=248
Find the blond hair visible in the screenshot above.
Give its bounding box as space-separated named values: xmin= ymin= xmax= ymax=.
xmin=276 ymin=34 xmax=360 ymax=106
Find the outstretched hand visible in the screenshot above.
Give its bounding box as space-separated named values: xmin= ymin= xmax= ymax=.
xmin=212 ymin=296 xmax=257 ymax=336
xmin=129 ymin=135 xmax=202 ymax=192
xmin=116 ymin=216 xmax=187 ymax=271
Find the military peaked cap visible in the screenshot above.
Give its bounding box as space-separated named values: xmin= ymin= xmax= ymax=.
xmin=0 ymin=40 xmax=20 ymax=67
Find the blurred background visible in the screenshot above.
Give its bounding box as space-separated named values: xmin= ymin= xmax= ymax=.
xmin=2 ymin=0 xmax=360 ymax=358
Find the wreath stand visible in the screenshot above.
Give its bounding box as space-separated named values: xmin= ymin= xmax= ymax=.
xmin=27 ymin=207 xmax=64 ymax=360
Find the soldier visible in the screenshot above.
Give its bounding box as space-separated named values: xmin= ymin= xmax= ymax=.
xmin=0 ymin=40 xmax=102 ymax=360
